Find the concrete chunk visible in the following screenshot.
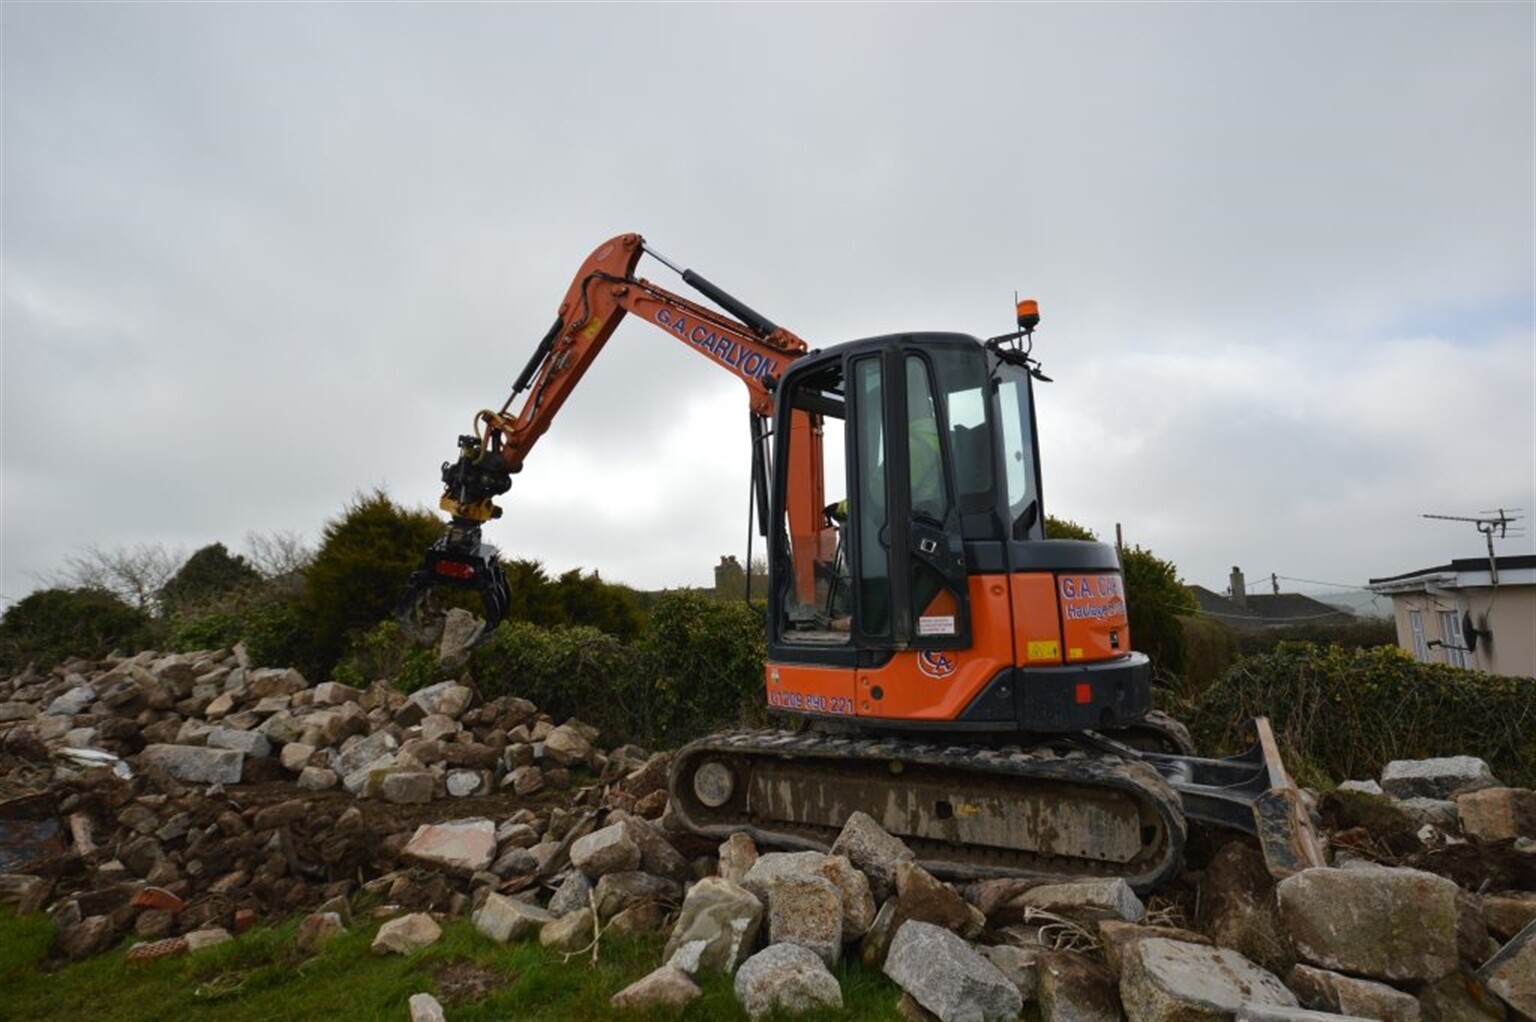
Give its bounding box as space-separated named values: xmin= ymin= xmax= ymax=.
xmin=884 ymin=920 xmax=1023 ymax=1021
xmin=1038 ymin=951 xmax=1122 ymax=1022
xmin=611 ymin=965 xmax=701 ymax=1011
xmin=766 ymin=874 xmax=843 ymax=967
xmin=570 ymin=822 xmax=641 ymax=877
xmin=734 ymin=942 xmax=842 ymax=1021
xmin=138 ymin=744 xmax=244 ymax=785
xmin=663 ymin=876 xmax=763 ymax=976
xmin=371 ymin=912 xmax=441 ymax=954
xmin=207 ymin=727 xmax=271 ymax=758
xmin=402 ymin=818 xmax=496 ymax=875
xmin=1119 ymin=938 xmax=1296 ymax=1022
xmin=408 ymin=993 xmax=446 ymax=1022
xmin=1380 ymin=757 xmax=1497 ymax=800
xmin=1277 ymin=866 xmax=1460 ymax=982
xmin=1478 ymin=917 xmax=1536 ymax=1019
xmin=473 ymin=891 xmax=552 ymax=942
xmin=1016 ymin=878 xmax=1144 ymax=924
xmin=1289 ymin=963 xmax=1421 ymax=1022
xmin=1458 ymin=787 xmax=1536 ymax=842
xmin=830 ymin=810 xmax=917 ymax=903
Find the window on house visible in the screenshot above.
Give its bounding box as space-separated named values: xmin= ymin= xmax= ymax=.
xmin=1438 ymin=610 xmax=1471 ymax=669
xmin=1409 ymin=610 xmax=1427 ymax=662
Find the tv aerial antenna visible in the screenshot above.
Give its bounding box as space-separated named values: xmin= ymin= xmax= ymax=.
xmin=1420 ymin=508 xmax=1524 ymax=584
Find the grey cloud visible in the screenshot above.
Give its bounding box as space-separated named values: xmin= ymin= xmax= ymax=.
xmin=3 ymin=4 xmax=1530 ymax=604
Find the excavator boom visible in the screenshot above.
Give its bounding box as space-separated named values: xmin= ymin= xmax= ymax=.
xmin=398 ymin=233 xmax=818 ymax=631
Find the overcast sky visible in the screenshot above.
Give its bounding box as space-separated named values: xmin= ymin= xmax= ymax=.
xmin=3 ymin=3 xmax=1532 ymax=612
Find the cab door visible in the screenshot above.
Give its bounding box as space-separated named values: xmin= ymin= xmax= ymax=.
xmin=767 ymin=341 xmax=973 ymax=672
xmin=882 ymin=347 xmax=973 ymax=651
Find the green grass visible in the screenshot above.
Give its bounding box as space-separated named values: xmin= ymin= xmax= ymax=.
xmin=0 ymin=910 xmax=905 ymax=1022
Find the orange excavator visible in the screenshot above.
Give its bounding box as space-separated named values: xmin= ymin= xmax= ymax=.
xmin=400 ymin=233 xmax=1322 ymax=890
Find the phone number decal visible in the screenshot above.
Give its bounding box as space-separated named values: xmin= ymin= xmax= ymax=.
xmin=767 ymin=691 xmax=854 ymax=715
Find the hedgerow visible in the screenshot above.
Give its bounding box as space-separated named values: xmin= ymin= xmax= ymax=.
xmin=1180 ymin=641 xmax=1536 ymax=789
xmin=466 ymin=590 xmax=765 ymax=748
xmin=0 ymin=588 xmax=159 ymax=673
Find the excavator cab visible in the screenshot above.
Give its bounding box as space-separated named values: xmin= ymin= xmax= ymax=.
xmin=764 ymin=332 xmax=1154 ymax=735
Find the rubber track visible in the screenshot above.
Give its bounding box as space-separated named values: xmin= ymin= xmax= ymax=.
xmin=668 ymin=729 xmax=1188 ymax=892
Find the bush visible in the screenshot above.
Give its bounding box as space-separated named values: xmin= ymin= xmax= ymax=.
xmin=1180 ymin=641 xmax=1536 ymax=789
xmin=165 ymin=611 xmax=246 ymax=653
xmin=162 ymin=592 xmax=313 ymax=670
xmin=497 ymin=559 xmax=645 ymax=639
xmin=0 ymin=588 xmax=159 ymax=673
xmin=240 ymin=598 xmax=316 ymax=671
xmin=1234 ymin=618 xmax=1397 ymax=657
xmin=1177 ymin=615 xmax=1243 ymax=699
xmin=469 ymin=621 xmax=648 ymax=742
xmin=159 ymin=543 xmax=261 ymax=616
xmin=1045 ymin=516 xmax=1096 ymax=541
xmin=552 ymin=569 xmax=644 ymax=641
xmin=1121 ymin=545 xmax=1197 ymax=680
xmin=301 ymin=490 xmax=445 ymax=679
xmin=641 ymin=590 xmax=768 ymax=742
xmin=332 ymin=620 xmax=442 ymax=693
xmin=466 ymin=590 xmax=765 ymax=748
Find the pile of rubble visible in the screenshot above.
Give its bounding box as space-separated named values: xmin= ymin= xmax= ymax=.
xmin=0 ymin=642 xmax=1533 ymax=1022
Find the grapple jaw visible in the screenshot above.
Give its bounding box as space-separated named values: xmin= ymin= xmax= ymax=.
xmin=395 ymin=521 xmax=511 ymax=639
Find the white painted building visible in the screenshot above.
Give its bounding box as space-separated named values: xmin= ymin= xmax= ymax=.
xmin=1367 ymin=555 xmax=1536 ymax=678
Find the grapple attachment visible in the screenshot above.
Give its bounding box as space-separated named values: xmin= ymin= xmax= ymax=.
xmin=395 ymin=522 xmax=512 ymax=636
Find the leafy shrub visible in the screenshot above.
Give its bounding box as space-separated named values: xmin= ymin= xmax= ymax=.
xmin=1121 ymin=545 xmax=1197 ymax=680
xmin=1234 ymin=618 xmax=1397 ymax=657
xmin=1045 ymin=515 xmax=1097 ymax=541
xmin=332 ymin=620 xmax=442 ymax=693
xmin=159 ymin=542 xmax=261 ymax=616
xmin=466 ymin=590 xmax=764 ymax=747
xmin=166 ymin=611 xmax=246 ymax=653
xmin=301 ymin=490 xmax=444 ymax=679
xmin=239 ymin=598 xmax=314 ymax=670
xmin=497 ymin=559 xmax=645 ymax=639
xmin=469 ymin=621 xmax=647 ymax=741
xmin=1180 ymin=641 xmax=1536 ymax=788
xmin=552 ymin=568 xmax=644 ymax=641
xmin=163 ymin=592 xmax=313 ymax=670
xmin=0 ymin=588 xmax=159 ymax=672
xmin=641 ymin=590 xmax=767 ymax=742
xmin=1177 ymin=615 xmax=1243 ymax=699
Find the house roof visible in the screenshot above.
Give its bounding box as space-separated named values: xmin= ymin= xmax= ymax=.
xmin=1186 ymin=585 xmax=1354 ymax=626
xmin=1367 ymin=554 xmax=1536 ymax=593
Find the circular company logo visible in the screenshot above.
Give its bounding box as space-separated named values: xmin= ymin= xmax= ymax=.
xmin=918 ymin=650 xmax=957 ymax=679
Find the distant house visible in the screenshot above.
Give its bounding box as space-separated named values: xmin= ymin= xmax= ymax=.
xmin=713 ymin=555 xmax=767 ymax=600
xmin=1186 ymin=566 xmax=1354 ymax=631
xmin=1367 ymin=554 xmax=1536 ymax=677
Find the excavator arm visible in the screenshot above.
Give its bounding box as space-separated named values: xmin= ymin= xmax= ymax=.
xmin=399 ymin=233 xmax=815 ymax=633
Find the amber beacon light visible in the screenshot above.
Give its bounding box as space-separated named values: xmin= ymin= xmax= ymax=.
xmin=1016 ymin=298 xmax=1040 ymax=333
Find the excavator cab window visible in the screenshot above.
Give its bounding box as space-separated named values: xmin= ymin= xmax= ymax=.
xmin=995 ymin=360 xmax=1043 ymax=540
xmin=770 ymin=336 xmax=983 ymax=661
xmin=774 ymin=361 xmax=849 ymax=647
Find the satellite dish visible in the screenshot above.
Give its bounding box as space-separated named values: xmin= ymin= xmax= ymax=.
xmin=1462 ymin=610 xmax=1488 ymax=652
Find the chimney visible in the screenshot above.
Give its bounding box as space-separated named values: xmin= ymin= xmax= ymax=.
xmin=714 ymin=555 xmax=745 ymax=595
xmin=1230 ymin=566 xmax=1247 ymax=609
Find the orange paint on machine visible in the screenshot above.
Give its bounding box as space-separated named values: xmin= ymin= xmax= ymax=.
xmin=405 ymin=230 xmax=1322 ymax=896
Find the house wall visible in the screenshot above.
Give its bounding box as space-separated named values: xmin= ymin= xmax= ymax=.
xmin=1389 ymin=586 xmax=1536 ymax=677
